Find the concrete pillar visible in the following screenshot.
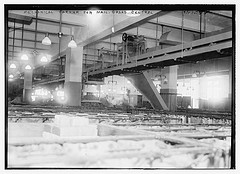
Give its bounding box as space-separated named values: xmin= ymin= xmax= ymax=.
xmin=64 ymin=47 xmax=83 ymax=106
xmin=124 ymin=71 xmax=168 ymax=110
xmin=23 ymin=69 xmax=33 ymax=103
xmin=160 ymin=66 xmax=178 ymax=111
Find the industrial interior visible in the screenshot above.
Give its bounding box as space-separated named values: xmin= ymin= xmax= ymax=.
xmin=6 ymin=5 xmax=234 ymax=168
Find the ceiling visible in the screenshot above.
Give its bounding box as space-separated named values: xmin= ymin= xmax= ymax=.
xmin=6 ymin=8 xmax=233 ymax=82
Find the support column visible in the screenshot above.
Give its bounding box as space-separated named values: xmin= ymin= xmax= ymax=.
xmin=64 ymin=47 xmax=83 ymax=106
xmin=124 ymin=71 xmax=168 ymax=111
xmin=160 ymin=66 xmax=178 ymax=111
xmin=23 ymin=69 xmax=33 ymax=103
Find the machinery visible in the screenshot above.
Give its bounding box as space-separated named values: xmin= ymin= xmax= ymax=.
xmin=117 ymin=33 xmax=146 ymax=65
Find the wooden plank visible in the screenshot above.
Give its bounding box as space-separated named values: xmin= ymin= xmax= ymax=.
xmin=170 ymin=133 xmax=231 ymax=139
xmin=141 ymin=127 xmax=196 ymax=132
xmin=8 ymin=116 xmax=54 ymax=119
xmin=9 ymin=147 xmax=214 ymax=167
xmin=112 ymin=123 xmax=231 ymax=127
xmin=8 ymin=135 xmax=156 ymax=146
xmin=132 ymin=129 xmax=212 ymax=147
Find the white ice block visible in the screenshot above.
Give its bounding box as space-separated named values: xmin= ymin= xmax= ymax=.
xmin=42 ymin=131 xmax=60 ymax=139
xmin=54 ymin=115 xmax=72 ymax=127
xmin=51 ymin=125 xmax=98 ymax=137
xmin=70 ymin=117 xmax=89 ymax=126
xmin=43 ymin=124 xmax=53 ymax=133
xmin=54 ymin=115 xmax=90 ymax=127
xmin=76 ymin=113 xmax=89 ymax=116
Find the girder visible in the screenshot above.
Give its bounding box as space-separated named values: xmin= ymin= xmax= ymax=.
xmin=86 ymin=31 xmax=232 ymax=78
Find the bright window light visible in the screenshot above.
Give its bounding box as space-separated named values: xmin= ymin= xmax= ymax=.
xmin=57 ymin=91 xmax=64 ymax=97
xmin=31 ymin=96 xmax=36 ymax=101
xmin=35 ymin=88 xmax=48 ymax=96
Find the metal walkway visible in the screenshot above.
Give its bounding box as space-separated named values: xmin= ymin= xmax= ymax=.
xmin=86 ymin=31 xmax=232 ymax=78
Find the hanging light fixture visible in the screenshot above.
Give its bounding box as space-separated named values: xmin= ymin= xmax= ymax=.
xmin=21 ymin=54 xmax=29 ymax=60
xmin=9 ymin=74 xmax=14 ymax=79
xmin=25 ymin=64 xmax=32 ymax=70
xmin=40 ymin=56 xmax=48 ymax=63
xmin=68 ymin=36 xmax=77 ymax=48
xmin=32 ymin=10 xmax=39 ymax=64
xmin=111 ymin=26 xmax=115 ymax=33
xmin=111 ymin=13 xmax=115 ymax=33
xmin=9 ymin=63 xmax=17 ymax=69
xmin=42 ymin=33 xmax=51 ymax=45
xmin=58 ymin=10 xmax=63 ymax=59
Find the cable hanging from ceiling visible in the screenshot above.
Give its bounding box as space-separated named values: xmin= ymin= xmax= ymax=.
xmin=20 ymin=21 xmax=29 ymax=61
xmin=181 ymin=11 xmax=184 ymax=59
xmin=9 ymin=19 xmax=17 ymax=70
xmin=42 ymin=33 xmax=51 ymax=45
xmin=42 ymin=11 xmax=77 ymax=48
xmin=58 ymin=10 xmax=63 ymax=59
xmin=12 ymin=19 xmax=15 ymax=60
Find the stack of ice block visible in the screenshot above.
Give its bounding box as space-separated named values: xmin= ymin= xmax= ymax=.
xmin=42 ymin=114 xmax=98 ymax=138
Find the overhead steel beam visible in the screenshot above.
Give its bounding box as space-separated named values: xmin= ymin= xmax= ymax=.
xmin=8 ymin=45 xmax=48 ymax=50
xmin=36 ymin=11 xmax=170 ymax=71
xmin=80 ymin=11 xmax=170 ymax=47
xmin=8 ymin=13 xmax=85 ymax=27
xmin=8 ymin=26 xmax=71 ymax=36
xmin=86 ymin=31 xmax=232 ymax=76
xmin=8 ymin=13 xmax=33 ymax=25
xmin=147 ymin=21 xmax=205 ymax=34
xmin=101 ymin=34 xmax=161 ymax=45
xmin=31 ymin=17 xmax=85 ymax=28
xmin=8 ymin=37 xmax=58 ymax=44
xmin=206 ymin=11 xmax=232 ymax=19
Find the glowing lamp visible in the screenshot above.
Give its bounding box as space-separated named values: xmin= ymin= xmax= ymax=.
xmin=40 ymin=56 xmax=48 ymax=63
xmin=9 ymin=74 xmax=14 ymax=79
xmin=25 ymin=64 xmax=32 ymax=70
xmin=68 ymin=36 xmax=77 ymax=48
xmin=192 ymin=73 xmax=197 ymax=78
xmin=21 ymin=54 xmax=29 ymax=60
xmin=57 ymin=91 xmax=64 ymax=97
xmin=9 ymin=63 xmax=17 ymax=69
xmin=111 ymin=26 xmax=115 ymax=33
xmin=42 ymin=33 xmax=51 ymax=45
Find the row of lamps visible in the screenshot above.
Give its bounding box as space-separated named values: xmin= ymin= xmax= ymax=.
xmin=9 ymin=10 xmax=78 ymax=81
